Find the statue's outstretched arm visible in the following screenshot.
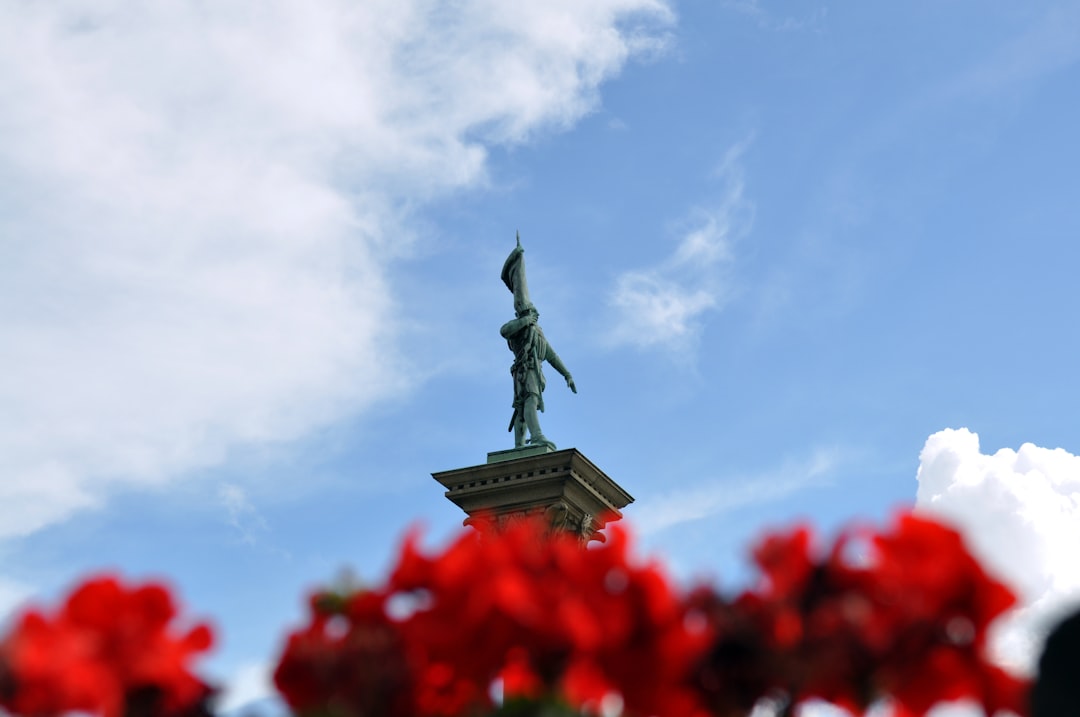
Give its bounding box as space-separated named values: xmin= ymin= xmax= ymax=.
xmin=545 ymin=348 xmax=577 ymax=393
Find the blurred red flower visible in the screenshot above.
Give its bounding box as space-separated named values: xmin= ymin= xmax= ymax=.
xmin=391 ymin=519 xmax=707 ymax=717
xmin=690 ymin=512 xmax=1030 ymax=716
xmin=274 ymin=590 xmax=414 ymax=717
xmin=0 ymin=575 xmax=213 ymax=717
xmin=851 ymin=513 xmax=1027 ymax=715
xmin=276 ymin=517 xmax=707 ymax=717
xmin=0 ymin=510 xmax=1029 ymax=717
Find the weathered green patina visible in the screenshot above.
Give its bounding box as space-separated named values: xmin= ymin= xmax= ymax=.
xmin=500 ymin=233 xmax=576 ymax=450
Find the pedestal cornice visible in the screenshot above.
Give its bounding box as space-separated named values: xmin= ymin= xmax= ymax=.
xmin=432 ymin=448 xmax=633 ymax=542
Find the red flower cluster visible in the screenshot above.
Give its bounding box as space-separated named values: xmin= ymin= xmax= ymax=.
xmin=691 ymin=513 xmax=1029 ymax=716
xmin=275 ymin=519 xmax=705 ymax=717
xmin=0 ymin=575 xmax=214 ymax=717
xmin=0 ymin=512 xmax=1029 ymax=717
xmin=274 ymin=513 xmax=1030 ymax=717
xmin=273 ymin=590 xmax=414 ymax=717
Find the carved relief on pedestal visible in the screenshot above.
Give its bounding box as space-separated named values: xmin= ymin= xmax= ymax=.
xmin=462 ymin=501 xmax=603 ymax=543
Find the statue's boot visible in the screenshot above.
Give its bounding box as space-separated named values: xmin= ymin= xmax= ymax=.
xmin=523 ymin=400 xmax=556 ymax=450
xmin=527 ymin=434 xmax=556 ymax=450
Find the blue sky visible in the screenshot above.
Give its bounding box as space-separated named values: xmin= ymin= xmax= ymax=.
xmin=3 ymin=1 xmax=1080 ymax=713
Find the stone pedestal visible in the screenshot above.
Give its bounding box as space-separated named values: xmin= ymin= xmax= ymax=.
xmin=432 ymin=447 xmax=633 ymax=542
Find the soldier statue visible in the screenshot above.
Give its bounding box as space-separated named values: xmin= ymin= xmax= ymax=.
xmin=500 ymin=234 xmax=576 ymax=450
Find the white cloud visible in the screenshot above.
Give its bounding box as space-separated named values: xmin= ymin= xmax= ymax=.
xmin=606 ymin=139 xmax=754 ymax=351
xmin=916 ymin=428 xmax=1080 ymax=674
xmin=218 ymin=661 xmax=277 ymax=715
xmin=719 ymin=1 xmax=828 ymax=33
xmin=0 ymin=0 xmax=673 ymax=539
xmin=634 ymin=447 xmax=838 ymax=535
xmin=948 ymin=3 xmax=1080 ymax=98
xmin=0 ymin=577 xmax=34 ymax=625
xmin=798 ymin=699 xmax=984 ymax=717
xmin=218 ymin=483 xmax=269 ymax=545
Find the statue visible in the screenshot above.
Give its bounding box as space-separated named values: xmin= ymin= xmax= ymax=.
xmin=500 ymin=233 xmax=576 ymax=450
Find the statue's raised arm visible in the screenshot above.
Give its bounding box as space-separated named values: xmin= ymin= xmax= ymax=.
xmin=500 ymin=233 xmax=576 ymax=450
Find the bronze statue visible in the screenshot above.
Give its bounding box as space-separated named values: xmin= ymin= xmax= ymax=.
xmin=500 ymin=234 xmax=576 ymax=450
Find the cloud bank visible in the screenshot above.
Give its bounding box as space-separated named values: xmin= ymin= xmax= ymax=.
xmin=606 ymin=140 xmax=754 ymax=351
xmin=0 ymin=0 xmax=674 ymax=539
xmin=916 ymin=428 xmax=1080 ymax=673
